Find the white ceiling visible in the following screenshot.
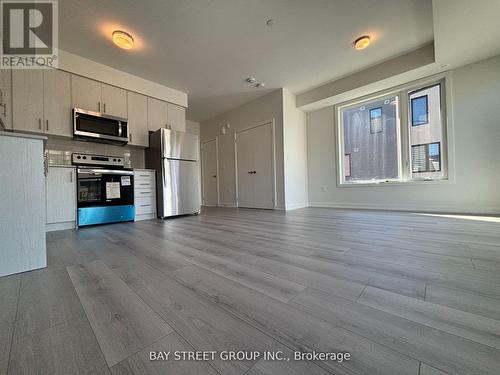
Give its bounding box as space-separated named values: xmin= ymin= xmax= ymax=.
xmin=59 ymin=0 xmax=434 ymax=122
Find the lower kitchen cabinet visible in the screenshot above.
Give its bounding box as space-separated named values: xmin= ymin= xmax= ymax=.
xmin=0 ymin=68 xmax=12 ymax=129
xmin=1 ymin=133 xmax=46 ymax=277
xmin=134 ymin=169 xmax=157 ymax=221
xmin=46 ymin=166 xmax=77 ymax=231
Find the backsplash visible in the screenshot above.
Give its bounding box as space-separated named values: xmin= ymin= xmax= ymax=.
xmin=46 ymin=137 xmax=145 ymax=168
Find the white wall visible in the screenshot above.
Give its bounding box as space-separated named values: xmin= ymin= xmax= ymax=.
xmin=307 ymin=55 xmax=500 ymax=214
xmin=283 ymin=89 xmax=308 ymax=210
xmin=186 ymin=120 xmax=201 ymax=135
xmin=186 ymin=120 xmax=202 ymax=204
xmin=200 ymin=89 xmax=285 ymax=208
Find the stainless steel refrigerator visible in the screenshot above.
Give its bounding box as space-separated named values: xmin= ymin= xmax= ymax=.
xmin=146 ymin=128 xmax=200 ymax=218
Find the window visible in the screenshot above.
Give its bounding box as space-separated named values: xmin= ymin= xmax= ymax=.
xmin=369 ymin=107 xmax=383 ymax=134
xmin=408 ymin=84 xmax=445 ymax=180
xmin=341 ymin=95 xmax=400 ymax=182
xmin=337 ymin=79 xmax=447 ymax=184
xmin=411 ymin=95 xmax=428 ymax=126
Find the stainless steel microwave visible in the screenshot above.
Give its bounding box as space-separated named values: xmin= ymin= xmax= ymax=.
xmin=73 ymin=108 xmax=129 ymax=145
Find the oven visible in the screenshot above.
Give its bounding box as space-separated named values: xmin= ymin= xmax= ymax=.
xmin=73 ymin=153 xmax=135 ymax=227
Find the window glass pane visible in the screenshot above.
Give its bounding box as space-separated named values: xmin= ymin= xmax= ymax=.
xmin=370 ymin=107 xmax=383 ymax=133
xmin=408 ymin=84 xmax=445 ymax=180
xmin=411 ymin=96 xmax=428 ymax=126
xmin=428 ymin=142 xmax=441 ymax=171
xmin=411 ymin=142 xmax=441 ymax=173
xmin=341 ymin=95 xmax=400 ymax=182
xmin=411 ymin=145 xmax=427 ymax=172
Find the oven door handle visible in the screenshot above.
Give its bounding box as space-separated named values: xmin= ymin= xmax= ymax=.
xmin=77 ymin=168 xmax=134 ymax=175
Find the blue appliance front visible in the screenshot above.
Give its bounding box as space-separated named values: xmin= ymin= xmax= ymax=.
xmin=78 ymin=205 xmax=135 ymax=227
xmin=76 ymin=166 xmax=135 ymax=227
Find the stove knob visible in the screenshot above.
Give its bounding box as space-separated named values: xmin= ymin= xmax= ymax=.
xmin=76 ymin=156 xmax=81 ymax=159
xmin=83 ymin=156 xmax=87 ymax=160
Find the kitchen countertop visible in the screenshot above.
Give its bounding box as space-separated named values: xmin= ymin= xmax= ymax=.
xmin=0 ymin=131 xmax=47 ymax=141
xmin=49 ymin=164 xmax=76 ymax=168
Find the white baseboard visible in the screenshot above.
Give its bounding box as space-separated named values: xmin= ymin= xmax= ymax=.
xmin=285 ymin=202 xmax=309 ymax=211
xmin=46 ymin=221 xmax=76 ymax=232
xmin=308 ymin=201 xmax=500 ymax=215
xmin=218 ymin=203 xmax=238 ymax=208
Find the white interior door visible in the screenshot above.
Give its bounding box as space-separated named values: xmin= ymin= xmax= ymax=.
xmin=236 ymin=122 xmax=274 ymax=209
xmin=202 ymin=139 xmax=218 ymax=206
xmin=251 ymin=123 xmax=274 ymax=209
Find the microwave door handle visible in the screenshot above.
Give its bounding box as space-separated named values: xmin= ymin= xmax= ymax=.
xmin=118 ymin=122 xmax=122 ymax=137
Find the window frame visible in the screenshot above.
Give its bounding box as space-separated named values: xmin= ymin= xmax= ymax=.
xmin=335 ymin=75 xmax=451 ymax=187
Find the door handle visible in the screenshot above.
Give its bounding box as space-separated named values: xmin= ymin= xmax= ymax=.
xmin=103 ymin=103 xmax=106 ymax=113
xmin=46 ymin=119 xmax=49 ymax=131
xmin=38 ymin=118 xmax=42 ymax=129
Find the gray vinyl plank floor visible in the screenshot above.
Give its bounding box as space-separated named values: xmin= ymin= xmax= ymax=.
xmin=67 ymin=260 xmax=174 ymax=367
xmin=1 ymin=207 xmax=500 ymax=374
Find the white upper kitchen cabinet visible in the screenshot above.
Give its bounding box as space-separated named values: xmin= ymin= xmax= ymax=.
xmin=12 ymin=70 xmax=44 ymax=134
xmin=71 ymin=75 xmax=102 ymax=112
xmin=102 ymin=83 xmax=127 ymax=118
xmin=127 ymin=91 xmax=149 ymax=147
xmin=46 ymin=166 xmax=76 ymax=230
xmin=167 ymin=103 xmax=186 ymax=132
xmin=0 ymin=68 xmax=12 ymax=130
xmin=43 ymin=69 xmax=72 ymax=137
xmin=147 ymin=97 xmax=168 ymax=131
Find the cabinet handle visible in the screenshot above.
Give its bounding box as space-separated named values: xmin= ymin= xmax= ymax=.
xmin=140 ymin=204 xmax=151 ymax=207
xmin=130 ymin=133 xmax=132 ymax=142
xmin=139 ymin=183 xmax=149 ymax=186
xmin=103 ymin=103 xmax=106 ymax=113
xmin=46 ymin=119 xmax=49 ymax=131
xmin=69 ymin=171 xmax=73 ymax=183
xmin=139 ymin=174 xmax=150 ymax=177
xmin=38 ymin=118 xmax=42 ymax=129
xmin=98 ymin=102 xmax=101 ymax=112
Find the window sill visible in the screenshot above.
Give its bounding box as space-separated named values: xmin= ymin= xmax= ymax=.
xmin=337 ymin=179 xmax=453 ymax=188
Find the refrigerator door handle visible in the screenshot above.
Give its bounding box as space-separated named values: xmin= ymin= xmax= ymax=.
xmin=162 ymin=159 xmax=167 ymax=189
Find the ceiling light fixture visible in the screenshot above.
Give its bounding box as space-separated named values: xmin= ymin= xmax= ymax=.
xmin=112 ymin=30 xmax=134 ymax=50
xmin=354 ymin=35 xmax=370 ymax=50
xmin=255 ymin=82 xmax=265 ymax=88
xmin=266 ymin=19 xmax=274 ymax=26
xmin=245 ymin=77 xmax=256 ymax=83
